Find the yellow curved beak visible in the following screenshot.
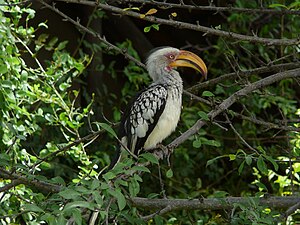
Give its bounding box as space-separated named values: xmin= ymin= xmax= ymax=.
xmin=169 ymin=50 xmax=208 ymax=79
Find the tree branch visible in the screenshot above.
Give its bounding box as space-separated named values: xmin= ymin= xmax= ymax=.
xmin=0 ymin=168 xmax=62 ymax=193
xmin=281 ymin=200 xmax=300 ymax=219
xmin=37 ymin=0 xmax=146 ymax=69
xmin=114 ymin=0 xmax=300 ymax=15
xmin=31 ymin=129 xmax=107 ymax=170
xmin=54 ymin=0 xmax=300 ymax=46
xmin=231 ymin=111 xmax=300 ymax=133
xmin=187 ymin=62 xmax=300 ymax=92
xmin=131 ymin=196 xmax=300 ymax=212
xmin=168 ymin=68 xmax=300 ymax=149
xmin=0 ymin=180 xmax=23 ymax=192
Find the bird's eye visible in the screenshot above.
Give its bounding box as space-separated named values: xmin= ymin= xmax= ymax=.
xmin=169 ymin=54 xmax=175 ymax=60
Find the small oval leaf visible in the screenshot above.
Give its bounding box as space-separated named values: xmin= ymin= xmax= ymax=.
xmin=202 ymin=91 xmax=215 ymax=97
xmin=145 ymin=8 xmax=157 ymax=15
xmin=257 ymin=155 xmax=268 ymax=175
xmin=166 ymin=168 xmax=173 ymax=178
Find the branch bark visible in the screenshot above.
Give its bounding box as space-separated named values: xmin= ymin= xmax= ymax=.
xmin=131 ymin=196 xmax=300 ymax=212
xmin=54 ymin=0 xmax=300 ymax=46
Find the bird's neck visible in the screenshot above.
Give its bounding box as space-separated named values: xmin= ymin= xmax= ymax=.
xmin=151 ymin=69 xmax=183 ymax=90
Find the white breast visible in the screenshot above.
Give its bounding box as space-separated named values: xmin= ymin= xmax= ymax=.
xmin=144 ymin=90 xmax=182 ymax=149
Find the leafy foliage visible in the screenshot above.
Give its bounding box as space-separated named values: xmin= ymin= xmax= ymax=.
xmin=0 ymin=0 xmax=299 ymax=224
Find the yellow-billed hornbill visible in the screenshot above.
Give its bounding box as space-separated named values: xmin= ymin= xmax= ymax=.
xmin=110 ymin=47 xmax=207 ymax=169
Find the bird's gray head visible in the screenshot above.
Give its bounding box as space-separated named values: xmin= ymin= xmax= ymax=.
xmin=146 ymin=47 xmax=207 ymax=81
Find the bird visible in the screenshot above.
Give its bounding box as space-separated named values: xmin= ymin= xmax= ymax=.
xmin=109 ymin=46 xmax=207 ymax=170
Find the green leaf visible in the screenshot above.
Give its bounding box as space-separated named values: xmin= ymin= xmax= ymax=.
xmin=203 ymin=139 xmax=221 ymax=147
xmin=140 ymin=153 xmax=159 ymax=164
xmin=92 ymin=191 xmax=103 ymax=206
xmin=114 ymin=179 xmax=128 ymax=187
xmin=51 ymin=176 xmax=66 ymax=185
xmin=134 ymin=174 xmax=143 ymax=182
xmin=206 ymin=155 xmax=226 ymax=167
xmin=129 ymin=177 xmax=140 ymax=197
xmin=198 ymin=111 xmax=209 ymax=121
xmin=166 ymin=168 xmax=173 ymax=178
xmin=56 ymin=41 xmax=68 ymax=50
xmin=213 ymin=191 xmax=228 ymax=198
xmin=228 ymin=154 xmax=236 ymax=161
xmin=144 ymin=26 xmax=151 ymax=32
xmin=22 ymin=204 xmax=44 ymax=213
xmin=238 ymin=160 xmax=245 ymax=174
xmin=100 ymin=182 xmax=110 ymax=190
xmin=255 ymin=181 xmax=268 ymax=191
xmin=64 ymin=201 xmax=94 ymax=211
xmin=59 ymin=189 xmax=81 ymax=200
xmin=0 ymin=65 xmax=8 ymax=74
xmin=192 ymin=139 xmax=202 ymax=148
xmin=0 ymin=153 xmax=10 ymax=166
xmin=98 ymin=123 xmax=117 ymax=138
xmin=103 ymin=171 xmax=116 ymax=181
xmin=91 ymin=179 xmax=100 ymax=190
xmin=57 ymin=215 xmax=67 ymax=224
xmin=257 ymin=155 xmax=268 ymax=175
xmin=72 ymin=208 xmax=82 ymax=225
xmin=269 ymin=3 xmax=288 ymax=9
xmin=108 ymin=189 xmax=126 ymax=211
xmin=264 ymin=155 xmax=279 ymax=171
xmin=47 ymin=37 xmax=58 ymax=49
xmin=152 ymin=24 xmax=160 ymax=31
xmin=245 ymin=155 xmax=252 ymax=165
xmin=202 ymin=90 xmax=215 ymax=97
xmin=131 ymin=165 xmax=150 ymax=173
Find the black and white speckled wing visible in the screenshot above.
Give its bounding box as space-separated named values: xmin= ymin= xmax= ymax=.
xmin=120 ymin=84 xmax=168 ymax=155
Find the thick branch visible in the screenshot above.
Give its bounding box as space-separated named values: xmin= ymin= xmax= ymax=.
xmin=55 ymin=0 xmax=300 ymax=46
xmin=168 ymin=68 xmax=300 ymax=149
xmin=0 ymin=168 xmax=62 ymax=193
xmin=131 ymin=196 xmax=300 ymax=212
xmin=0 ymin=180 xmax=23 ymax=192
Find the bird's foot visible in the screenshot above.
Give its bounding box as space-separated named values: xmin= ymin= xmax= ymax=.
xmin=155 ymin=144 xmax=172 ymax=166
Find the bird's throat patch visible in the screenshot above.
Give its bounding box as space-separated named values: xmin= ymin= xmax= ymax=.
xmin=164 ymin=66 xmax=172 ymax=72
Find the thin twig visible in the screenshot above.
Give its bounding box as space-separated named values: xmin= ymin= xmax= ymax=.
xmin=157 ymin=163 xmax=166 ymax=199
xmin=183 ymin=90 xmax=212 ymax=105
xmin=232 ymin=111 xmax=300 ymax=132
xmin=140 ymin=205 xmax=172 ymax=221
xmin=30 ymin=129 xmax=106 ymax=170
xmin=225 ymin=113 xmax=259 ymax=154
